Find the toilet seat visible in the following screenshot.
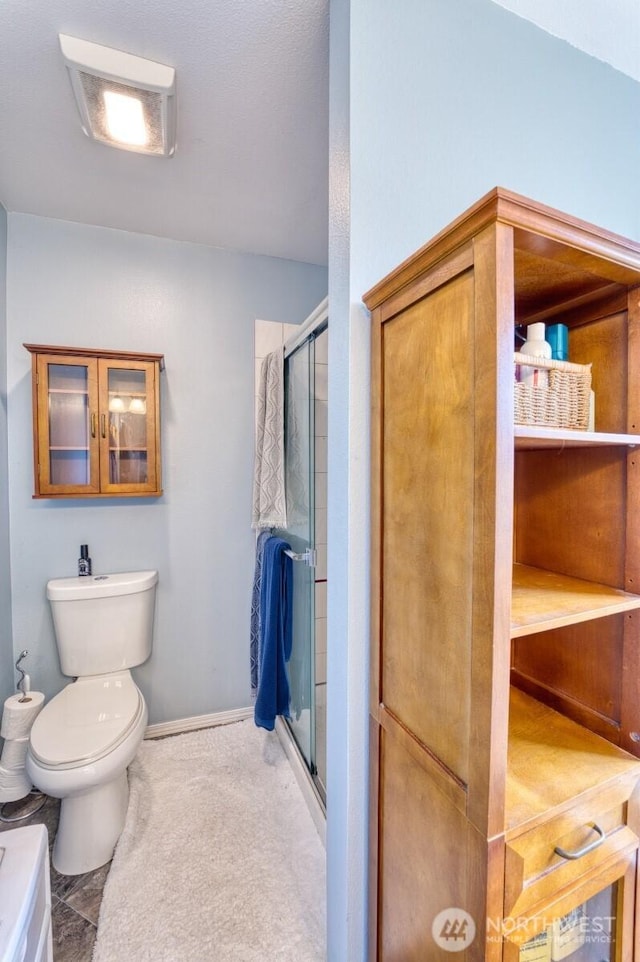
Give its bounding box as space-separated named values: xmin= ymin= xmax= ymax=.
xmin=30 ymin=671 xmax=143 ymax=769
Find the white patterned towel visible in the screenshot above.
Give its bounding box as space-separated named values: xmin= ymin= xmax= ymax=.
xmin=252 ymin=349 xmax=287 ymax=529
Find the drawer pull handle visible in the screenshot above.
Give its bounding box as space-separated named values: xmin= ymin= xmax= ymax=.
xmin=554 ymin=823 xmax=605 ymax=861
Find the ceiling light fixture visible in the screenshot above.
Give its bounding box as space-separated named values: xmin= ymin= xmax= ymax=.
xmin=59 ymin=34 xmax=176 ymax=157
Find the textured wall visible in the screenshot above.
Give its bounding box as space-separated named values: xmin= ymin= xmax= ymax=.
xmin=489 ymin=0 xmax=640 ymax=82
xmin=326 ymin=0 xmax=640 ymax=958
xmin=6 ymin=213 xmax=326 ymax=723
xmin=350 ymin=0 xmax=640 ymax=298
xmin=0 ymin=204 xmax=11 ymax=705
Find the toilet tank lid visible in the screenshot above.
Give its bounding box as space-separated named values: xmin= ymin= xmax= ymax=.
xmin=47 ymin=570 xmax=158 ymax=601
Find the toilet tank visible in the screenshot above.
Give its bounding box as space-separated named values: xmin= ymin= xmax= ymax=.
xmin=46 ymin=570 xmax=158 ymax=677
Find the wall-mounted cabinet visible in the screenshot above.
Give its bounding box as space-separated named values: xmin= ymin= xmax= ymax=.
xmin=24 ymin=344 xmax=164 ymax=498
xmin=364 ymin=189 xmax=640 ymax=960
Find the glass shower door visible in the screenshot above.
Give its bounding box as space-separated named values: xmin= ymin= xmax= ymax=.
xmin=281 ymin=337 xmax=316 ymax=775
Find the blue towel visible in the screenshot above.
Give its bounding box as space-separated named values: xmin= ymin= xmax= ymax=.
xmin=254 ymin=536 xmax=293 ymax=731
xmin=250 ymin=530 xmax=272 ymax=696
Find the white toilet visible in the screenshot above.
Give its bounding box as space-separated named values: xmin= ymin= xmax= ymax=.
xmin=26 ymin=570 xmax=158 ymax=876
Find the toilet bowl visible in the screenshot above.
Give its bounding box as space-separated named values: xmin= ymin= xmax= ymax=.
xmin=25 ymin=570 xmax=158 ymax=876
xmin=27 ymin=671 xmax=148 ymax=875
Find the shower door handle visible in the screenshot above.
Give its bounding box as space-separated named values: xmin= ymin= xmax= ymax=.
xmin=284 ymin=548 xmax=317 ymax=568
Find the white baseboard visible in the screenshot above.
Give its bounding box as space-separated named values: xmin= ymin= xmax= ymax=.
xmin=145 ymin=706 xmax=253 ymax=739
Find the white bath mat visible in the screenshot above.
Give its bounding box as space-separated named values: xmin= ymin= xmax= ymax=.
xmin=92 ymin=720 xmax=325 ymax=962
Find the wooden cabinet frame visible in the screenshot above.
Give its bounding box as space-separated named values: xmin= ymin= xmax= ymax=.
xmin=32 ymin=350 xmax=101 ymax=497
xmin=365 ymin=189 xmax=640 ymax=961
xmin=25 ymin=344 xmax=164 ymax=498
xmin=501 ymin=854 xmax=637 ymax=960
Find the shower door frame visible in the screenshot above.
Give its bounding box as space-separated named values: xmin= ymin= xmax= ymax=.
xmin=280 ymin=298 xmax=328 ymax=804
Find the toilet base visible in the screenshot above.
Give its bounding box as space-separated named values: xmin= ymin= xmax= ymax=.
xmin=53 ymin=771 xmax=129 ymax=875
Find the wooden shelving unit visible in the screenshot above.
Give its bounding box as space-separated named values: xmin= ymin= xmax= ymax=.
xmin=365 ymin=188 xmax=640 ymax=960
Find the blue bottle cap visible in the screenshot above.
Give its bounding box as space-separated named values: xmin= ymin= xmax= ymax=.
xmin=546 ymin=323 xmax=568 ymax=361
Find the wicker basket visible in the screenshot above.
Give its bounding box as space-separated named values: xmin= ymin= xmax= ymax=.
xmin=514 ymin=352 xmax=592 ymax=430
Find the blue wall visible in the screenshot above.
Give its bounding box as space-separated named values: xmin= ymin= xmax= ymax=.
xmin=0 ymin=204 xmax=11 ymax=705
xmin=326 ymin=0 xmax=640 ymax=958
xmin=351 ymin=0 xmax=640 ymax=292
xmin=6 ymin=214 xmax=327 ymax=722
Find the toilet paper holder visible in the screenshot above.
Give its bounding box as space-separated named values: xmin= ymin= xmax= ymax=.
xmin=0 ymin=650 xmax=47 ymax=823
xmin=15 ymin=649 xmax=31 ymax=701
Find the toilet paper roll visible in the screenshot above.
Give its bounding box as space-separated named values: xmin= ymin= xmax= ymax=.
xmin=0 ymin=736 xmax=29 ymax=771
xmin=0 ymin=763 xmax=32 ymax=803
xmin=0 ymin=691 xmax=45 ymax=740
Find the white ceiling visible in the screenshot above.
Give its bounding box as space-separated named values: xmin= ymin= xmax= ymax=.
xmin=0 ymin=0 xmax=329 ymax=266
xmin=0 ymin=2 xmax=636 ymax=268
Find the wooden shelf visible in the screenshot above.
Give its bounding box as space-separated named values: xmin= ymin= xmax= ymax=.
xmin=50 ymin=446 xmax=89 ymax=452
xmin=511 ymin=563 xmax=640 ymax=638
xmin=515 ymin=425 xmax=640 ymax=450
xmin=48 ymin=388 xmax=89 ymax=396
xmin=506 ymin=687 xmax=640 ymax=837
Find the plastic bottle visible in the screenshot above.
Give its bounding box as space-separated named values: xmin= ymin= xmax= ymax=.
xmin=545 ymin=322 xmax=595 ymax=429
xmin=519 ymin=322 xmax=552 ymax=387
xmin=78 ymin=544 xmax=92 ymax=577
xmin=546 ymin=323 xmax=568 ymax=361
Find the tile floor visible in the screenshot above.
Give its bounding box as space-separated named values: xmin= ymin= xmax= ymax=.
xmin=0 ymin=793 xmax=110 ymax=962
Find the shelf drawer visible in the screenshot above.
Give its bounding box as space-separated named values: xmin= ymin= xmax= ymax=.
xmin=505 ymin=788 xmax=639 ymax=920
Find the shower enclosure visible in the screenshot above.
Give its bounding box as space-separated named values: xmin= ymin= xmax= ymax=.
xmin=279 ymin=300 xmax=328 ymax=804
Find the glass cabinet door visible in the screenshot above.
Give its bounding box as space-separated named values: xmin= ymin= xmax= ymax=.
xmin=35 ymin=355 xmax=100 ymax=495
xmin=98 ymin=359 xmax=159 ymax=494
xmin=503 ymin=858 xmax=635 ymax=962
xmin=27 ymin=344 xmax=163 ymax=498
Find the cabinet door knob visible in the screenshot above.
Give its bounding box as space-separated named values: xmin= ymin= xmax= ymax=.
xmin=101 ymin=414 xmax=106 ymax=439
xmin=554 ymin=823 xmax=605 ymax=861
xmin=91 ymin=413 xmax=96 ymax=438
